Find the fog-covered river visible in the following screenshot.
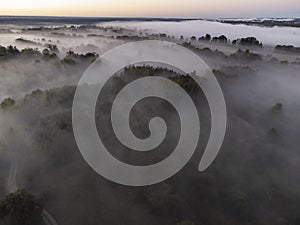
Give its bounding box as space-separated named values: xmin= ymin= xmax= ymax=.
xmin=100 ymin=20 xmax=300 ymax=46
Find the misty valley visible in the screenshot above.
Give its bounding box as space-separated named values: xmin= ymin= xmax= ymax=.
xmin=0 ymin=18 xmax=300 ymax=225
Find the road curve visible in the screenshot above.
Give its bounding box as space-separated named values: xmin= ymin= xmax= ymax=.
xmin=6 ymin=151 xmax=18 ymax=193
xmin=42 ymin=209 xmax=58 ymax=225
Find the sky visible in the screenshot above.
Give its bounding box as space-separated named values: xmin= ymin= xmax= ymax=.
xmin=0 ymin=0 xmax=299 ymax=18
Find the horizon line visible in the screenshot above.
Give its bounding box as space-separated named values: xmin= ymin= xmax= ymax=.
xmin=0 ymin=15 xmax=299 ymax=19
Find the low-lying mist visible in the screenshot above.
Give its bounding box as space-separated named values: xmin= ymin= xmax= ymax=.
xmin=0 ymin=27 xmax=300 ymax=225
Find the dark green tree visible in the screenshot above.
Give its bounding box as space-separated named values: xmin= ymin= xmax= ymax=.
xmin=0 ymin=190 xmax=43 ymax=225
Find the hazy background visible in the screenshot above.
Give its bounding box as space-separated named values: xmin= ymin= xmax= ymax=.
xmin=0 ymin=0 xmax=300 ymax=18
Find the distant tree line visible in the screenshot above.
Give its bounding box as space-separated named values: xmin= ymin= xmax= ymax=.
xmin=0 ymin=45 xmax=98 ymax=64
xmin=275 ymin=45 xmax=300 ymax=53
xmin=188 ymin=34 xmax=262 ymax=46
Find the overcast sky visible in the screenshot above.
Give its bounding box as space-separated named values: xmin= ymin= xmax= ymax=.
xmin=0 ymin=0 xmax=299 ymax=18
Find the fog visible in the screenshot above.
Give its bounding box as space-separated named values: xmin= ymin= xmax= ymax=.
xmin=100 ymin=20 xmax=300 ymax=46
xmin=0 ymin=25 xmax=126 ymax=57
xmin=0 ymin=21 xmax=300 ymax=225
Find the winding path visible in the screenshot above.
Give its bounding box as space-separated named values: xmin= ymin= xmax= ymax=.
xmin=6 ymin=151 xmax=18 ymax=193
xmin=5 ymin=148 xmax=58 ymax=225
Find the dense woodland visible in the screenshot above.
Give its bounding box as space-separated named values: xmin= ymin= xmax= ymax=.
xmin=0 ymin=34 xmax=299 ymax=225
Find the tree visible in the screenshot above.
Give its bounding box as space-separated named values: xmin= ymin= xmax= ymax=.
xmin=190 ymin=36 xmax=196 ymax=41
xmin=0 ymin=46 xmax=7 ymax=57
xmin=7 ymin=46 xmax=20 ymax=55
xmin=205 ymin=33 xmax=211 ymax=41
xmin=1 ymin=97 xmax=15 ymax=110
xmin=232 ymin=37 xmax=262 ymax=47
xmin=0 ymin=190 xmax=43 ymax=225
xmin=212 ymin=35 xmax=228 ymax=43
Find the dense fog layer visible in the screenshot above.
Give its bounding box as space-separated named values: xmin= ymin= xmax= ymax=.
xmin=0 ymin=22 xmax=300 ymax=225
xmin=100 ymin=20 xmax=300 ymax=46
